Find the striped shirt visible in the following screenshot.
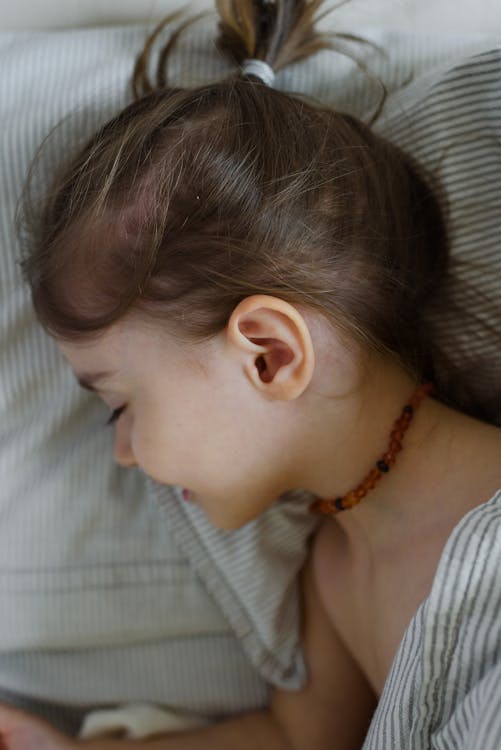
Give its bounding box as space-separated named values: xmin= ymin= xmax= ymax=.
xmin=364 ymin=489 xmax=501 ymax=749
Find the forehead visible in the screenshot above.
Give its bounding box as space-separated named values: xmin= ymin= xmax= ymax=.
xmin=57 ymin=325 xmax=122 ymax=367
xmin=57 ymin=317 xmax=210 ymax=379
xmin=57 ymin=321 xmax=160 ymax=386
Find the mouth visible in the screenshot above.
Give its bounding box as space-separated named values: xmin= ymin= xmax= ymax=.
xmin=182 ymin=488 xmax=196 ymax=503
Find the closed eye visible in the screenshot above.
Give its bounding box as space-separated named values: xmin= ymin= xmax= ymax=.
xmin=106 ymin=405 xmax=126 ymax=426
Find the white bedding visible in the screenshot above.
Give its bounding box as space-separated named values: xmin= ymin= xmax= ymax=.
xmin=0 ymin=0 xmax=500 ymax=33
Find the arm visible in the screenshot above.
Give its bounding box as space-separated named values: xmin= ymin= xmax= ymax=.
xmin=0 ymin=561 xmax=376 ymax=750
xmin=83 ymin=559 xmax=375 ymax=749
xmin=271 ymin=559 xmax=377 ymax=749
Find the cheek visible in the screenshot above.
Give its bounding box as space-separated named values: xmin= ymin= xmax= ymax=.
xmin=114 ymin=421 xmax=131 ymax=456
xmin=128 ymin=404 xmax=193 ymax=483
xmin=131 ymin=421 xmax=167 ymax=472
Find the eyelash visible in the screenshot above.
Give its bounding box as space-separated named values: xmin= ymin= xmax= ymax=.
xmin=106 ymin=405 xmax=126 ymax=426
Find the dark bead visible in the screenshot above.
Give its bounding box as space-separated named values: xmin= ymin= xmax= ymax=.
xmin=403 ymin=405 xmax=413 ymax=415
xmin=335 ymin=497 xmax=344 ymax=511
xmin=377 ymin=460 xmax=390 ymax=473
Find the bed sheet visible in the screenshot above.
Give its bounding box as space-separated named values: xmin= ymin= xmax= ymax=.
xmin=0 ymin=0 xmax=500 ymax=34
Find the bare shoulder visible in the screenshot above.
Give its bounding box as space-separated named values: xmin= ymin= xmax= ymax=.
xmin=310 ymin=519 xmax=389 ymax=692
xmin=271 ymin=543 xmax=376 ymax=750
xmin=310 ymin=516 xmax=440 ymax=694
xmin=312 ymin=517 xmax=352 ymax=585
xmin=311 ymin=519 xmax=361 ymax=639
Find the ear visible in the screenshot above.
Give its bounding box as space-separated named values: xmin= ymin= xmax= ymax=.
xmin=226 ymin=295 xmax=315 ymax=401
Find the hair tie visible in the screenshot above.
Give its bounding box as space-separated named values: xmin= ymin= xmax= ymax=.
xmin=241 ymin=59 xmax=275 ymax=87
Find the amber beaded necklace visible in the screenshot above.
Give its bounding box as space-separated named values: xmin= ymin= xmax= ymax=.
xmin=310 ymin=382 xmax=434 ymax=516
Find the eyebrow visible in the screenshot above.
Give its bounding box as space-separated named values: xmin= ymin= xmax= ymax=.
xmin=76 ymin=371 xmax=116 ymax=391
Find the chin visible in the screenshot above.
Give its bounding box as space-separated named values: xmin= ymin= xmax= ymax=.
xmin=186 ymin=486 xmax=277 ymax=531
xmin=203 ymin=501 xmax=263 ymax=532
xmin=205 ymin=509 xmax=253 ymax=532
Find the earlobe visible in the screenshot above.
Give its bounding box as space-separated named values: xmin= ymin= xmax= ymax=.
xmin=226 ymin=295 xmax=315 ymax=401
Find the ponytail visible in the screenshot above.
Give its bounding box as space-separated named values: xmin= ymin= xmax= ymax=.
xmin=216 ymin=0 xmax=332 ymax=69
xmin=133 ymin=1 xmax=381 ymax=109
xmin=133 ymin=10 xmax=209 ymax=98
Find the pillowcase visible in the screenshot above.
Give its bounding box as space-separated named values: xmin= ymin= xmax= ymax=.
xmin=377 ymin=47 xmax=501 ymax=423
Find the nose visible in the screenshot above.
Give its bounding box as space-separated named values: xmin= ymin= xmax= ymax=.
xmin=113 ymin=427 xmax=137 ymax=468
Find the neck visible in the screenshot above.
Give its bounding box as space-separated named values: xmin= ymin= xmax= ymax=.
xmin=335 ymin=397 xmax=501 ymax=554
xmin=287 ymin=359 xmax=501 ymax=546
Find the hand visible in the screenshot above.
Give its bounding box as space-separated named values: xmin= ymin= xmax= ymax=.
xmin=0 ymin=704 xmax=76 ymax=750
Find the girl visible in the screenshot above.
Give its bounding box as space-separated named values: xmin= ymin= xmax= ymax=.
xmin=2 ymin=1 xmax=500 ymax=748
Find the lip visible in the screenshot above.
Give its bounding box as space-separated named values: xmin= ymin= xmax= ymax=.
xmin=182 ymin=488 xmax=195 ymax=503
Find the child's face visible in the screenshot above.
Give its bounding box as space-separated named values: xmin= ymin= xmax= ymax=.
xmin=58 ymin=316 xmax=296 ymax=530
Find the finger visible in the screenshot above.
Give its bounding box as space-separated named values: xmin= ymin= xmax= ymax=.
xmin=0 ymin=704 xmax=28 ymax=733
xmin=0 ymin=705 xmax=75 ymax=750
xmin=0 ymin=704 xmax=60 ymax=741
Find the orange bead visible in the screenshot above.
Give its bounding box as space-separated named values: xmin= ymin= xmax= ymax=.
xmin=316 ymin=499 xmax=330 ymax=514
xmin=390 ymin=429 xmax=405 ymax=441
xmin=343 ymin=491 xmax=358 ymax=508
xmin=308 ymin=383 xmax=433 ymax=516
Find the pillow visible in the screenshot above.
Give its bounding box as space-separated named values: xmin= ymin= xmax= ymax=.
xmin=377 ymin=47 xmax=501 ymax=421
xmin=0 ymin=14 xmax=499 ymax=722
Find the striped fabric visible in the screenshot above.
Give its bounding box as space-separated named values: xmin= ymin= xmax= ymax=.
xmin=0 ymin=14 xmax=499 ymax=732
xmin=378 ymin=48 xmax=501 ymax=424
xmin=364 ymin=489 xmax=501 ymax=749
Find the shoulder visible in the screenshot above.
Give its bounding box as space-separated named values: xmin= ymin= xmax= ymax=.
xmin=366 ymin=490 xmax=501 ymax=747
xmin=425 ymin=488 xmax=501 ymax=675
xmin=270 ymin=548 xmax=376 ymax=750
xmin=309 ymin=519 xmax=366 ymax=652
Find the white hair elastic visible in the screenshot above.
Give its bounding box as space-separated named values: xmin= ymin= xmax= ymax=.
xmin=241 ymin=59 xmax=276 ymax=87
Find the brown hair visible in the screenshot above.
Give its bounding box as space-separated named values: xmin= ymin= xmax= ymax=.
xmin=20 ymin=0 xmax=500 ymax=424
